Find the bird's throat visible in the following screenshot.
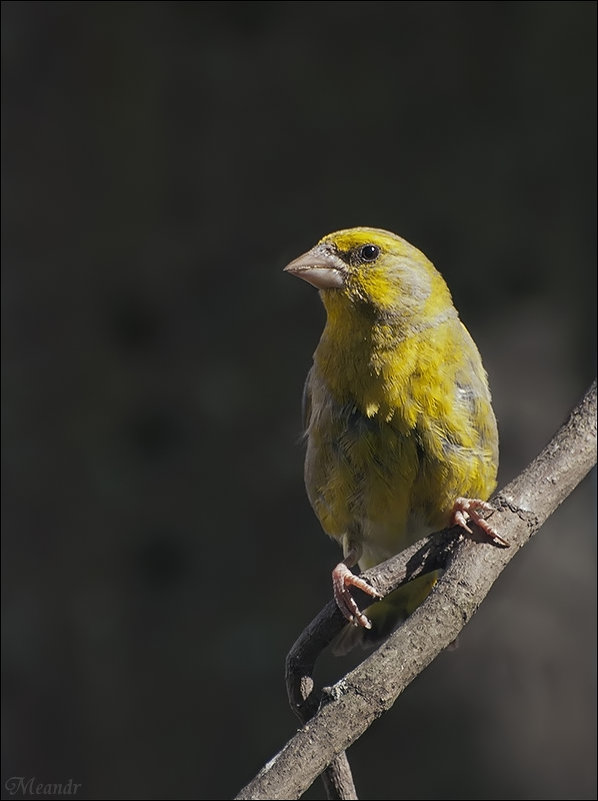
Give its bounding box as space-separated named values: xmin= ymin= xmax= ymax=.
xmin=314 ymin=298 xmax=459 ymax=426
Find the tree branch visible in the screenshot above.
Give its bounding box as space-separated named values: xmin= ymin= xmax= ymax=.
xmin=236 ymin=381 xmax=597 ymax=801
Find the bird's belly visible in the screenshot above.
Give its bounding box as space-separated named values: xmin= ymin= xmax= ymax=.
xmin=305 ymin=405 xmax=442 ymax=565
xmin=304 ymin=391 xmax=497 ymax=571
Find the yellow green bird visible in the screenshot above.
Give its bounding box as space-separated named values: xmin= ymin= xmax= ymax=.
xmin=284 ymin=227 xmax=505 ymax=650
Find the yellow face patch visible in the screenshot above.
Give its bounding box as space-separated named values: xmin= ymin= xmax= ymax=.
xmin=317 ymin=227 xmax=452 ymax=323
xmin=319 ymin=227 xmax=420 ymax=260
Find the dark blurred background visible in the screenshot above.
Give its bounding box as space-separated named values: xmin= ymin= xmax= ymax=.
xmin=2 ymin=2 xmax=596 ymax=799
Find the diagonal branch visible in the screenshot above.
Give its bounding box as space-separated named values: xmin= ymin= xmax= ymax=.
xmin=236 ymin=381 xmax=597 ymax=801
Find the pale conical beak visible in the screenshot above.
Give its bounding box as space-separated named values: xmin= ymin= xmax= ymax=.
xmin=283 ymin=244 xmax=346 ymax=290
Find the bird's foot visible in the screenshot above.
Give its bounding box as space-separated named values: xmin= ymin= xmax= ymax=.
xmin=451 ymin=497 xmax=509 ymax=547
xmin=332 ymin=562 xmax=383 ymax=629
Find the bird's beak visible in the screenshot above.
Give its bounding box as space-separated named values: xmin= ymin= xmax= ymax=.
xmin=283 ymin=245 xmax=346 ymax=290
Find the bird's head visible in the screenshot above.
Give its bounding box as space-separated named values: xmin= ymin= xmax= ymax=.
xmin=284 ymin=227 xmax=453 ymax=325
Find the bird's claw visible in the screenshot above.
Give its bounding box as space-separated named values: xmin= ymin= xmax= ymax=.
xmin=452 ymin=497 xmax=509 ymax=547
xmin=332 ymin=562 xmax=383 ymax=629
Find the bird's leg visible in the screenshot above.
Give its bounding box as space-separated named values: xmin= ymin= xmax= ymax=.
xmin=451 ymin=497 xmax=509 ymax=547
xmin=332 ymin=544 xmax=383 ymax=629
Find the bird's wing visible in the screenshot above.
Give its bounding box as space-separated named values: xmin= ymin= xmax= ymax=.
xmin=301 ymin=367 xmax=314 ymax=434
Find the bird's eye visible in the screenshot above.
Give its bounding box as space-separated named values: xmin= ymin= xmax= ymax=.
xmin=359 ymin=244 xmax=379 ymax=262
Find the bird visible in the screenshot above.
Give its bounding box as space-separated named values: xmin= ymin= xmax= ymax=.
xmin=284 ymin=227 xmax=506 ymax=650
